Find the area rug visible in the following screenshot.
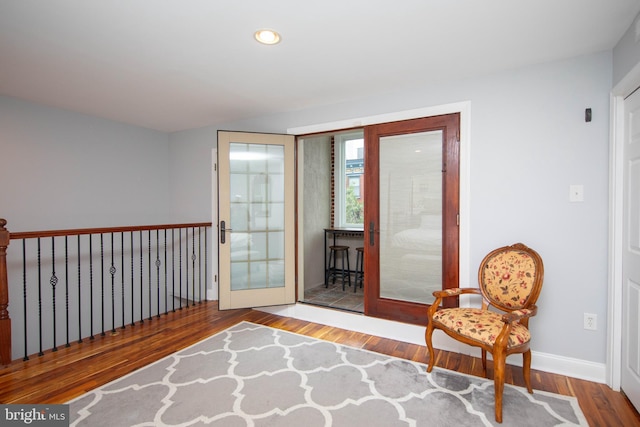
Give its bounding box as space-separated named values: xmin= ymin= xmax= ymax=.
xmin=68 ymin=321 xmax=588 ymax=427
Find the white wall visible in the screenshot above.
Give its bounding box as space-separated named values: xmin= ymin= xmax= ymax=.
xmin=0 ymin=96 xmax=172 ymax=231
xmin=169 ymin=51 xmax=613 ymax=366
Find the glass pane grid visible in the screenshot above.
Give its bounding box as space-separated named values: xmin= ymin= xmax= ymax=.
xmin=229 ymin=142 xmax=287 ymax=291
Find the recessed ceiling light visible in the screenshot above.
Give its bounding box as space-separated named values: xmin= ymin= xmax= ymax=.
xmin=254 ymin=29 xmax=281 ymax=45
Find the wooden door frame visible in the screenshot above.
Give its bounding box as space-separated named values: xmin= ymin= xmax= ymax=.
xmin=289 ymin=102 xmax=471 ymax=323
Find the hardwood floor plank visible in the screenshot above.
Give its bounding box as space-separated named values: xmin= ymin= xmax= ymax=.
xmin=0 ymin=301 xmax=638 ymax=426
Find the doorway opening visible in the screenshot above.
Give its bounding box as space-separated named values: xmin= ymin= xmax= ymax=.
xmin=297 ymin=112 xmax=460 ymax=325
xmin=299 ymin=129 xmax=366 ymax=312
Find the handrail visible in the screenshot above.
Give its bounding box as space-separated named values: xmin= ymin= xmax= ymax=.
xmin=0 ymin=218 xmax=213 ymax=366
xmin=10 ymin=222 xmax=212 ymax=240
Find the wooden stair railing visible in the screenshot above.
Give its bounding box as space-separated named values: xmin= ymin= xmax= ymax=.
xmin=0 ymin=219 xmax=212 ymax=366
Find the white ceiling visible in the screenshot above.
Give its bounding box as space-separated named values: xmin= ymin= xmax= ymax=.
xmin=1 ymin=0 xmax=639 ymax=133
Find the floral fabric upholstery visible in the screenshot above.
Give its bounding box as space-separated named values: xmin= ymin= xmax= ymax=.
xmin=481 ymin=250 xmax=537 ymax=310
xmin=432 ymin=308 xmax=531 ymax=348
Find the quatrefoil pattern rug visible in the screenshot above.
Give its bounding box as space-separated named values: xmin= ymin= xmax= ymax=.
xmin=68 ymin=321 xmax=588 ymax=426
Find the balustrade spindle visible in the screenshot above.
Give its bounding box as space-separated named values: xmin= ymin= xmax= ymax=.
xmin=77 ymin=235 xmax=82 ymax=344
xmin=121 ymin=232 xmax=125 ymax=329
xmin=65 ymin=236 xmax=70 ymax=348
xmin=191 ymin=227 xmax=196 ymax=306
xmin=148 ymin=231 xmax=152 ymax=321
xmin=172 ymin=229 xmax=175 ymax=312
xmin=130 ymin=232 xmax=134 ymax=326
xmin=89 ymin=235 xmax=94 ymax=340
xmin=164 ymin=229 xmax=168 ymax=314
xmin=22 ymin=240 xmax=27 ymax=361
xmin=50 ymin=237 xmax=58 ymax=351
xmin=204 ymin=228 xmax=208 ymax=303
xmin=155 ymin=229 xmax=160 ymax=319
xmin=37 ymin=238 xmax=43 ymax=356
xmin=100 ymin=234 xmax=105 ymax=336
xmin=110 ymin=233 xmax=115 ymax=333
xmin=139 ymin=230 xmax=143 ymax=324
xmin=179 ymin=228 xmax=183 ymax=309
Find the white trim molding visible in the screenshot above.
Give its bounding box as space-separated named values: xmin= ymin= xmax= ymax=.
xmin=210 ymin=148 xmax=219 ymax=301
xmin=608 ymin=61 xmax=640 ymax=390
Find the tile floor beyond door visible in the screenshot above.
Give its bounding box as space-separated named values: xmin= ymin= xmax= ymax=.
xmin=302 ymin=279 xmax=364 ymax=313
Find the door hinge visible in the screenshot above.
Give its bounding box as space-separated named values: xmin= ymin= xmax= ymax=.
xmin=456 ymin=214 xmax=460 ymax=226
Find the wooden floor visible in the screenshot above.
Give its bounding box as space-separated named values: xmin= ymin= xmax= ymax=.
xmin=0 ymin=301 xmax=638 ymax=426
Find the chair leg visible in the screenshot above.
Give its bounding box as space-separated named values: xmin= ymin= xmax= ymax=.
xmin=341 ymin=250 xmax=349 ymax=290
xmin=493 ymin=350 xmax=506 ymax=423
xmin=354 ymin=249 xmax=360 ymax=293
xmin=425 ymin=322 xmax=436 ymax=373
xmin=523 ymin=350 xmax=533 ymax=394
xmin=325 ymin=249 xmax=334 ymax=287
xmin=481 ymin=349 xmax=487 ymax=377
xmin=345 ymin=250 xmax=351 ymax=289
xmin=355 ymin=248 xmax=364 ymax=293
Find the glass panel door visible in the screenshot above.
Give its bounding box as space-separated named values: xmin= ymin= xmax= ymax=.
xmin=364 ymin=114 xmax=460 ymax=325
xmin=218 ymin=131 xmax=295 ymax=309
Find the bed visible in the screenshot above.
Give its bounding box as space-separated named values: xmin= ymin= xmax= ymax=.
xmin=390 ymin=214 xmax=442 ymax=254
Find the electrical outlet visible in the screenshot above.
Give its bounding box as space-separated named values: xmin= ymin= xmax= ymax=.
xmin=584 ymin=313 xmax=597 ymax=331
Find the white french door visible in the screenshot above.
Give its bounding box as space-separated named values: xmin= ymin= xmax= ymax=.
xmin=621 ymin=88 xmax=640 ymax=411
xmin=217 ymin=131 xmax=296 ymax=309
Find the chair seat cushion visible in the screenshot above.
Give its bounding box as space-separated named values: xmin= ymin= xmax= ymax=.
xmin=432 ymin=308 xmax=531 ymax=348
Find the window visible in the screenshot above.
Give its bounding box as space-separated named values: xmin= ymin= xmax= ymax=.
xmin=335 ymin=130 xmax=364 ymax=228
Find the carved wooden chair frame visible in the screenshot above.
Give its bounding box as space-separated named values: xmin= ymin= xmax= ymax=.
xmin=425 ymin=242 xmax=544 ymax=423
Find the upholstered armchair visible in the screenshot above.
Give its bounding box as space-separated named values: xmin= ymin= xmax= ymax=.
xmin=425 ymin=243 xmax=544 ymax=423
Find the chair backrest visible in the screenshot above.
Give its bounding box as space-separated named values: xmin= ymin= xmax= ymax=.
xmin=478 ymin=243 xmax=544 ymax=312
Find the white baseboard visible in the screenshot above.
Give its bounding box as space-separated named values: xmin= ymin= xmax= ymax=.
xmin=256 ymin=303 xmax=607 ymax=384
xmin=528 ymin=351 xmax=606 ymax=384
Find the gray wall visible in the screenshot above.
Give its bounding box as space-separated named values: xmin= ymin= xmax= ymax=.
xmin=169 ymin=51 xmax=612 ymax=364
xmin=0 ymin=96 xmax=171 ymax=231
xmin=0 ymin=96 xmax=175 ymax=359
xmin=301 ymin=135 xmax=331 ymax=289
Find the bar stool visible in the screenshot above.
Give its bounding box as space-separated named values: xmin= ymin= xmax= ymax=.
xmin=354 ymin=247 xmax=364 ymax=292
xmin=325 ymin=245 xmax=351 ymax=290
